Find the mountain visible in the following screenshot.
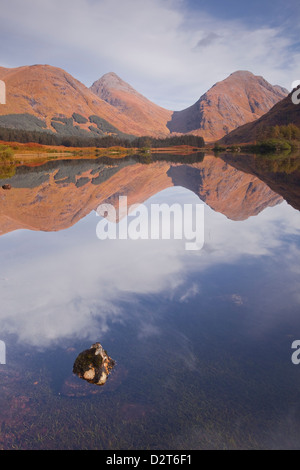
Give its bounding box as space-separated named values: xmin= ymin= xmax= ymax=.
xmin=0 ymin=155 xmax=282 ymax=236
xmin=0 ymin=65 xmax=288 ymax=142
xmin=166 ymin=71 xmax=287 ymax=141
xmin=0 ymin=64 xmax=147 ymax=137
xmin=90 ymin=73 xmax=172 ymax=137
xmin=219 ymin=88 xmax=300 ymax=145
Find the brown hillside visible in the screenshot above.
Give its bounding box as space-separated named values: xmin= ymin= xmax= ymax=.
xmin=90 ymin=72 xmax=172 ymax=137
xmin=167 ymin=71 xmax=287 ymax=142
xmin=0 ymin=65 xmax=147 ymax=135
xmin=219 ymin=88 xmax=300 ymax=144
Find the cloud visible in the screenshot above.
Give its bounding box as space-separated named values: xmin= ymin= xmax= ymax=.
xmin=195 ymin=32 xmax=221 ymax=48
xmin=0 ymin=0 xmax=299 ymax=109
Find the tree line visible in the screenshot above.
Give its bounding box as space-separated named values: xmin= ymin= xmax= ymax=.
xmin=0 ymin=126 xmax=205 ymax=148
xmin=256 ymin=124 xmax=300 ymax=142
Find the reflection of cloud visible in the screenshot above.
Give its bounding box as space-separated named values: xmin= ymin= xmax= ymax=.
xmin=137 ymin=323 xmax=161 ymax=340
xmin=199 ymin=200 xmax=300 ymax=265
xmin=179 ymin=283 xmax=200 ymax=302
xmin=0 ymin=231 xmax=185 ymax=347
xmin=0 ymin=187 xmax=300 ymax=347
xmin=230 ymin=294 xmax=244 ymax=306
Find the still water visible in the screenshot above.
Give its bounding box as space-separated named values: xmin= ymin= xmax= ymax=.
xmin=0 ymin=152 xmax=300 ymax=449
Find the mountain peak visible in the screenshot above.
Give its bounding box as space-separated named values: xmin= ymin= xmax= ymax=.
xmin=101 ymin=72 xmax=123 ymax=80
xmin=91 ymin=72 xmax=137 ymax=95
xmin=90 ymin=72 xmax=173 ymax=136
xmin=227 ymin=70 xmax=288 ymax=93
xmin=229 ymin=70 xmax=254 ymax=77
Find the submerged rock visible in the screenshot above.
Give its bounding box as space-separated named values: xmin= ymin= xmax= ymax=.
xmin=73 ymin=343 xmax=115 ymax=386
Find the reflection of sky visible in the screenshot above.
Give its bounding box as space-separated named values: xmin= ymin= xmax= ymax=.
xmin=0 ymin=187 xmax=300 ymax=348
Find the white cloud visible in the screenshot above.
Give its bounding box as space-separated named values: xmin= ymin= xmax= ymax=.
xmin=0 ymin=0 xmax=299 ymax=109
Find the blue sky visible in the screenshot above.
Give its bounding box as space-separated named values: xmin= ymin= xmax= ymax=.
xmin=0 ymin=0 xmax=300 ymax=109
xmin=186 ymin=0 xmax=299 ymax=24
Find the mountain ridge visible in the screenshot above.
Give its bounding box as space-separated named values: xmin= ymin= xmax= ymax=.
xmin=0 ymin=64 xmax=289 ymax=142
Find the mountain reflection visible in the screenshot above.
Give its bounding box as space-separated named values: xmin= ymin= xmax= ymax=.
xmin=220 ymin=151 xmax=300 ymax=212
xmin=0 ymin=153 xmax=285 ymax=236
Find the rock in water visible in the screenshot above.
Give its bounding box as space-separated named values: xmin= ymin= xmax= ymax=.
xmin=73 ymin=343 xmax=115 ymax=386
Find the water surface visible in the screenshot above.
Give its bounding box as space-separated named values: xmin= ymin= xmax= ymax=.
xmin=0 ymin=152 xmax=300 ymax=449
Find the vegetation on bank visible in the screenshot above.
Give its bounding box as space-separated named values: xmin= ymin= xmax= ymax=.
xmin=243 ymin=139 xmax=293 ymax=154
xmin=256 ymin=123 xmax=300 ymax=142
xmin=214 ymin=124 xmax=300 ymax=155
xmin=0 ymin=124 xmax=205 ymax=149
xmin=245 ymin=124 xmax=300 ymax=153
xmin=213 ymin=139 xmax=296 ymax=155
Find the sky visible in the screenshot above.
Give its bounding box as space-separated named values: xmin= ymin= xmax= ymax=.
xmin=0 ymin=0 xmax=300 ymax=109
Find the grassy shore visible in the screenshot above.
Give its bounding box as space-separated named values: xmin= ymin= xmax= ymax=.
xmin=0 ymin=140 xmax=205 ymax=166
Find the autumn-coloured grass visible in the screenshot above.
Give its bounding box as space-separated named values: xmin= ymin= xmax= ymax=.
xmin=0 ymin=140 xmax=204 ymax=167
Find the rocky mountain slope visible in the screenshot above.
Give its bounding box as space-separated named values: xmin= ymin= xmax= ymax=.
xmin=167 ymin=71 xmax=287 ymax=141
xmin=0 ymin=65 xmax=146 ymax=137
xmin=219 ymin=88 xmax=300 ymax=145
xmin=90 ymin=72 xmax=172 ymax=137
